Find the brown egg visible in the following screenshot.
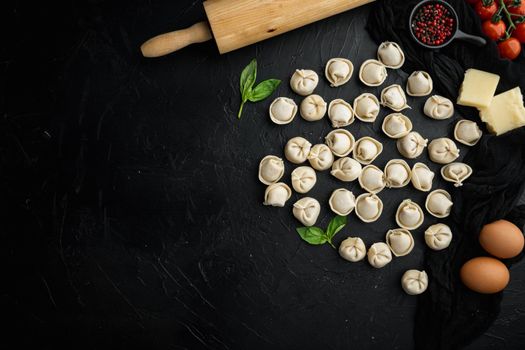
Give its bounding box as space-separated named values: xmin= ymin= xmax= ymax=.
xmin=460 ymin=257 xmax=510 ymax=294
xmin=479 ymin=219 xmax=524 ymax=259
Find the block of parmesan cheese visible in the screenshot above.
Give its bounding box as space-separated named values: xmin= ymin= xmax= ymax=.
xmin=457 ymin=69 xmax=500 ymax=108
xmin=479 ymin=87 xmax=525 ymax=135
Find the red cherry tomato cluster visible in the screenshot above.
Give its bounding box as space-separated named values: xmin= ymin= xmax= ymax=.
xmin=468 ymin=0 xmax=525 ymax=60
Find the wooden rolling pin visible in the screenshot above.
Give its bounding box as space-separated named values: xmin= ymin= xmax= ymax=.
xmin=141 ymin=0 xmax=375 ymax=57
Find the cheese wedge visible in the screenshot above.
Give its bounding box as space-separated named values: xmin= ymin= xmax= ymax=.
xmin=457 ymin=69 xmax=500 ymax=109
xmin=479 ymin=87 xmax=525 ymax=136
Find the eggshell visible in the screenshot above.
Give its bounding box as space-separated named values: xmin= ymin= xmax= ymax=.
xmin=479 ymin=220 xmax=524 ymax=259
xmin=460 ymin=257 xmax=510 ymax=294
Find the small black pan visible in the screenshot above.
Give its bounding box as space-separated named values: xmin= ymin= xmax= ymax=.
xmin=409 ymin=0 xmax=486 ymax=49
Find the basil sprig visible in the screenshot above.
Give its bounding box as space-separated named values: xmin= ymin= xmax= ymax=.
xmin=238 ymin=59 xmax=281 ymax=119
xmin=296 ymin=215 xmax=347 ymax=249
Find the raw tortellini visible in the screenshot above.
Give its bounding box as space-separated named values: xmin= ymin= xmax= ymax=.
xmin=406 ymin=71 xmax=433 ymax=96
xmin=428 ymin=138 xmax=460 ymax=164
xmin=425 ymin=223 xmax=452 ymax=251
xmin=353 ymin=137 xmax=383 ymax=165
xmin=293 ymin=197 xmax=321 ymax=226
xmin=263 ymin=183 xmax=291 ymax=207
xmin=291 ymin=166 xmax=317 ymax=194
xmin=284 ymin=136 xmax=312 ymax=164
xmin=328 ymin=188 xmax=356 ymax=216
xmin=384 ymin=159 xmax=411 ymax=188
xmin=401 ymin=270 xmax=428 ymax=295
xmin=397 ymin=131 xmax=428 ymax=159
xmin=300 ymin=94 xmax=327 ymax=121
xmin=454 ymin=119 xmax=482 ymax=146
xmin=290 ymin=69 xmax=319 ymax=96
xmin=353 ymin=93 xmax=380 ymax=122
xmin=328 ymin=99 xmax=354 ymax=128
xmin=269 ymin=97 xmax=297 ymax=125
xmin=386 ymin=228 xmax=414 ymax=257
xmin=325 ymin=129 xmax=355 ymax=157
xmin=411 ymin=162 xmax=434 ymax=192
xmin=377 ymin=41 xmax=405 ymax=69
xmin=258 ymin=155 xmax=285 ymax=185
xmin=381 ymin=84 xmax=410 ymax=111
xmin=325 ymin=58 xmax=354 ymax=87
xmin=424 ymin=95 xmax=454 ymax=120
xmin=367 ymin=242 xmax=392 ymax=268
xmin=308 ymin=144 xmax=334 ymax=171
xmin=396 ymin=199 xmax=424 ymax=230
xmin=425 ymin=189 xmax=453 ymax=218
xmin=330 ymin=157 xmax=362 ymax=182
xmin=339 ymin=237 xmax=366 ymax=262
xmin=441 ymin=162 xmax=473 ymax=187
xmin=358 ymin=165 xmax=386 ymax=194
xmin=355 ymin=193 xmax=383 ymax=223
xmin=359 ymin=59 xmax=387 ymax=87
xmin=382 ymin=113 xmax=413 ymax=139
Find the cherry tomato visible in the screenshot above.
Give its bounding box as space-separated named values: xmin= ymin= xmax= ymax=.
xmin=475 ymin=1 xmax=499 ymax=20
xmin=498 ymin=37 xmax=522 ymax=59
xmin=512 ymin=22 xmax=525 ymax=43
xmin=506 ymin=1 xmax=525 ymax=15
xmin=482 ymin=20 xmax=507 ymax=40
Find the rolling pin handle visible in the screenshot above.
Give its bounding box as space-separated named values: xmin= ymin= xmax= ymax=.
xmin=140 ymin=21 xmax=212 ymax=58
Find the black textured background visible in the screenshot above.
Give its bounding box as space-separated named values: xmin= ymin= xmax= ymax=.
xmin=2 ymin=1 xmax=524 ymax=349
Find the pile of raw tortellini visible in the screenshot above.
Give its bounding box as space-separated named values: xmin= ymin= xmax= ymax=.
xmin=258 ymin=42 xmax=482 ymax=295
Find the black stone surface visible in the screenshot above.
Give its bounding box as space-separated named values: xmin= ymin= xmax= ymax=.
xmin=2 ymin=1 xmax=524 ymax=349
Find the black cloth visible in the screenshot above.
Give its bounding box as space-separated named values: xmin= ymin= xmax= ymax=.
xmin=367 ymin=1 xmax=525 ymax=349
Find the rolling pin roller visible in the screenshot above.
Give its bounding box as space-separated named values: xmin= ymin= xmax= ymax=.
xmin=141 ymin=0 xmax=375 ymax=57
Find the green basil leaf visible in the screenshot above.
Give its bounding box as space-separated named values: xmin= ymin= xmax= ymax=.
xmin=240 ymin=59 xmax=257 ymax=97
xmin=248 ymin=79 xmax=281 ymax=102
xmin=296 ymin=226 xmax=327 ymax=245
xmin=326 ymin=215 xmax=347 ymax=239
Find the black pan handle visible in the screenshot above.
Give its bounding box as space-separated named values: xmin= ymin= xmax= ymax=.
xmin=455 ymin=29 xmax=487 ymax=47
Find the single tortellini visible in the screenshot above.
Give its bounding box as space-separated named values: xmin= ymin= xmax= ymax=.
xmin=396 ymin=199 xmax=424 ymax=230
xmin=381 ymin=84 xmax=410 ymax=111
xmin=291 ymin=166 xmax=317 ymax=194
xmin=441 ymin=162 xmax=473 ymax=187
xmin=358 ymin=165 xmax=386 ymax=194
xmin=367 ymin=242 xmax=392 ymax=268
xmin=328 ymin=188 xmax=356 ymax=216
xmin=428 ymin=138 xmax=460 ymax=164
xmin=377 ymin=41 xmax=405 ymax=69
xmin=355 ymin=193 xmax=383 ymax=223
xmin=325 ymin=129 xmax=355 ymax=157
xmin=292 ymin=197 xmax=321 ymax=226
xmin=411 ymin=162 xmax=434 ymax=192
xmin=263 ymin=182 xmax=291 ymax=207
xmin=406 ymin=71 xmax=433 ymax=96
xmin=258 ymin=155 xmax=284 ymax=185
xmin=339 ymin=237 xmax=366 ymax=262
xmin=359 ymin=59 xmax=387 ymax=87
xmin=397 ymin=131 xmax=428 ymax=159
xmin=382 ymin=113 xmax=413 ymax=139
xmin=328 ymin=99 xmax=355 ymax=128
xmin=454 ymin=120 xmax=482 ymax=146
xmin=300 ymin=94 xmax=327 ymax=121
xmin=401 ymin=270 xmax=428 ymax=295
xmin=384 ymin=159 xmax=411 ymax=188
xmin=290 ymin=69 xmax=319 ymax=96
xmin=425 ymin=189 xmax=453 ymax=218
xmin=425 ymin=223 xmax=453 ymax=250
xmin=353 ymin=137 xmax=383 ymax=165
xmin=269 ymin=97 xmax=297 ymax=125
xmin=308 ymin=144 xmax=334 ymax=171
xmin=424 ymin=95 xmax=454 ymax=120
xmin=353 ymin=93 xmax=380 ymax=122
xmin=284 ymin=136 xmax=312 ymax=164
xmin=330 ymin=157 xmax=362 ymax=182
xmin=386 ymin=228 xmax=414 ymax=257
xmin=325 ymin=58 xmax=354 ymax=87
